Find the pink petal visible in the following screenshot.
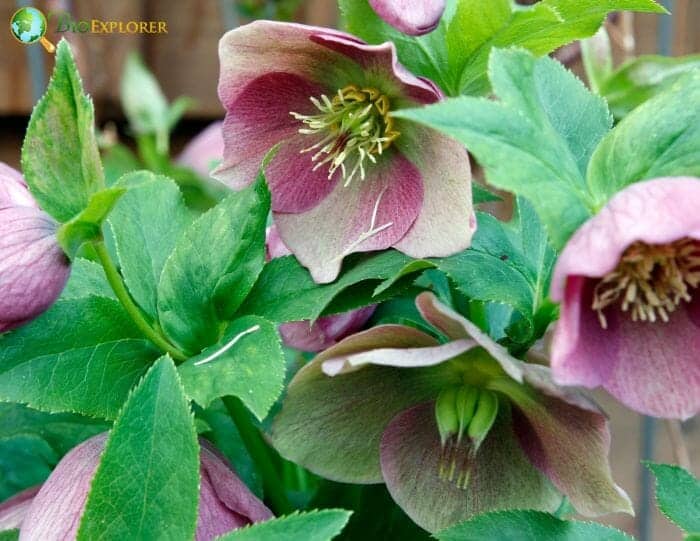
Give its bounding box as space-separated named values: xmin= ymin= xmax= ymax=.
xmin=0 ymin=163 xmax=36 ymax=208
xmin=177 ymin=122 xmax=225 ymax=178
xmin=274 ymin=152 xmax=423 ymax=283
xmin=552 ymin=278 xmax=700 ymax=419
xmin=551 ymin=177 xmax=700 ymax=300
xmin=215 ymin=71 xmax=324 ymax=190
xmin=0 ymin=206 xmax=69 ymax=332
xmin=393 ymin=126 xmax=475 ymax=258
xmin=265 ymin=225 xmax=292 ymax=259
xmin=369 ymin=0 xmax=446 ymax=36
xmin=0 ymin=486 xmax=41 ymax=531
xmin=379 ymin=402 xmax=560 ymax=533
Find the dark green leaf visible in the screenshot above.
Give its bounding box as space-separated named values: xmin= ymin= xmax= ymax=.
xmin=108 ymin=173 xmax=194 ymax=319
xmin=647 ymin=462 xmax=700 ymax=535
xmin=472 ymin=184 xmax=503 ymax=204
xmin=158 ymin=176 xmax=269 ymax=353
xmin=78 ymin=357 xmax=200 ymax=540
xmin=179 ymin=316 xmax=285 ymax=420
xmin=587 ymin=70 xmax=700 ymax=206
xmin=21 ymin=40 xmax=104 ymax=222
xmin=0 ymin=296 xmax=158 ymax=419
xmin=60 ymin=258 xmax=114 ymax=300
xmin=435 ymin=510 xmax=633 ymax=541
xmin=56 ymin=187 xmax=125 ymax=258
xmin=216 ymin=510 xmax=352 ymax=541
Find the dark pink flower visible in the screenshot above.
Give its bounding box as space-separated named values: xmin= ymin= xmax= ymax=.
xmin=17 ymin=434 xmax=272 ymax=540
xmin=267 ymin=225 xmax=375 ymax=352
xmin=272 ymin=293 xmax=631 ymax=532
xmin=0 ymin=163 xmax=69 ymax=333
xmin=369 ymin=0 xmax=446 ymax=36
xmin=550 ymin=177 xmax=700 ymax=420
xmin=215 ymin=21 xmax=474 ymax=283
xmin=177 ymin=121 xmax=225 ymax=178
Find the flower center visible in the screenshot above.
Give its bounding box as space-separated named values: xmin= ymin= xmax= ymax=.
xmin=290 ymin=85 xmax=400 ymax=186
xmin=592 ymin=238 xmax=700 ymax=328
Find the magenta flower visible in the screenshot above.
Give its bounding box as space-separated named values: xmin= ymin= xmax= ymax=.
xmin=551 ymin=177 xmax=700 ymax=420
xmin=215 ymin=21 xmax=474 ymax=283
xmin=369 ymin=0 xmax=446 ymax=36
xmin=267 ymin=225 xmax=375 ymax=352
xmin=0 ymin=163 xmax=69 ymax=333
xmin=17 ymin=433 xmax=272 ymax=540
xmin=272 ymin=292 xmax=631 ymax=532
xmin=177 ymin=121 xmax=225 ymax=178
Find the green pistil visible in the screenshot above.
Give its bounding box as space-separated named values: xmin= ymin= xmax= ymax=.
xmin=291 ymin=85 xmax=400 ymax=186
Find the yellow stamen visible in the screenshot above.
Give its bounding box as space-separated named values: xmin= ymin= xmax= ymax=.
xmin=290 ymin=86 xmax=400 ymax=186
xmin=592 ymin=238 xmax=700 ymax=328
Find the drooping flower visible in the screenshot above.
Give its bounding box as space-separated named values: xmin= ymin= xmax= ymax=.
xmin=272 ymin=292 xmax=631 ymax=532
xmin=17 ymin=433 xmax=272 ymax=540
xmin=368 ymin=0 xmax=446 ymax=36
xmin=550 ymin=177 xmax=700 ymax=420
xmin=0 ymin=163 xmax=70 ymax=333
xmin=177 ymin=121 xmax=225 ymax=178
xmin=215 ymin=21 xmax=474 ymax=283
xmin=0 ymin=486 xmax=40 ymax=532
xmin=266 ymin=225 xmax=375 ymax=352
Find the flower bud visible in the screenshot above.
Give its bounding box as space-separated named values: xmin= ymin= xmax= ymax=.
xmin=16 ymin=433 xmax=272 ymax=540
xmin=0 ymin=163 xmax=69 ymax=333
xmin=177 ymin=122 xmax=225 ymax=178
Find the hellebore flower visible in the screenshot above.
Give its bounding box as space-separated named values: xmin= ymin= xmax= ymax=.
xmin=0 ymin=486 xmax=40 ymax=532
xmin=18 ymin=433 xmax=272 ymax=540
xmin=267 ymin=225 xmax=375 ymax=352
xmin=215 ymin=21 xmax=474 ymax=283
xmin=0 ymin=163 xmax=69 ymax=333
xmin=177 ymin=121 xmax=225 ymax=177
xmin=369 ymin=0 xmax=446 ymax=36
xmin=551 ymin=177 xmax=700 ymax=420
xmin=272 ymin=292 xmax=631 ymax=532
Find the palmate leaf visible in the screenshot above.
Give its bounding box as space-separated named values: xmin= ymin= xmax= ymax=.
xmin=21 ymin=40 xmax=104 ymax=222
xmin=216 ymin=510 xmax=352 ymax=541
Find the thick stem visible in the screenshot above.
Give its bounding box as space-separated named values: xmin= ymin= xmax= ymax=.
xmin=665 ymin=419 xmax=692 ymax=470
xmin=93 ymin=241 xmax=188 ymax=362
xmin=223 ymin=396 xmax=293 ymax=515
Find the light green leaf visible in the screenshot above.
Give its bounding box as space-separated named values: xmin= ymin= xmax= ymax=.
xmin=77 ymin=357 xmax=199 ymax=541
xmin=108 ymin=173 xmax=194 ymax=319
xmin=599 ymin=55 xmax=700 ymax=119
xmin=60 ymin=258 xmax=114 ymax=300
xmin=21 ymin=39 xmax=104 ymax=222
xmin=587 ymin=70 xmax=700 ymax=206
xmin=239 ymin=250 xmax=421 ymax=324
xmin=56 ymin=187 xmax=125 ymax=258
xmin=395 ymin=48 xmax=606 ymax=248
xmin=647 ymin=462 xmax=700 ymax=536
xmin=102 ymin=143 xmax=142 ymax=186
xmin=0 ymin=296 xmax=158 ymax=419
xmin=179 ymin=316 xmax=285 ymax=420
xmin=435 ymin=510 xmax=632 ymax=541
xmin=158 ymin=176 xmax=269 ymax=354
xmin=216 ymin=510 xmax=352 ymax=541
xmin=581 ymin=27 xmax=613 ymax=94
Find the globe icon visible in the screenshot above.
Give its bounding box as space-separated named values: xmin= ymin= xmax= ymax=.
xmin=10 ymin=7 xmax=54 ymax=52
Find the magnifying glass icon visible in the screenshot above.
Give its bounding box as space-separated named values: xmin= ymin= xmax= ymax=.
xmin=10 ymin=7 xmax=56 ymax=54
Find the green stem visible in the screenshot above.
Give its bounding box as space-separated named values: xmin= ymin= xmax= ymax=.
xmin=93 ymin=241 xmax=188 ymax=362
xmin=223 ymin=396 xmax=293 ymax=515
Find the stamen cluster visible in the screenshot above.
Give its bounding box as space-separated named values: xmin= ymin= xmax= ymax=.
xmin=592 ymin=238 xmax=700 ymax=328
xmin=291 ymin=85 xmax=400 ymax=186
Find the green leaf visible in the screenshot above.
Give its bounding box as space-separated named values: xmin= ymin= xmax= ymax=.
xmin=77 ymin=357 xmax=199 ymax=541
xmin=472 ymin=184 xmax=502 ymax=204
xmin=0 ymin=530 xmax=18 ymax=541
xmin=581 ymin=27 xmax=613 ymax=94
xmin=599 ymin=55 xmax=700 ymax=119
xmin=108 ymin=173 xmax=194 ymax=319
xmin=60 ymin=258 xmax=114 ymax=300
xmin=435 ymin=510 xmax=633 ymax=541
xmin=0 ymin=296 xmax=158 ymax=419
xmin=158 ymin=176 xmax=270 ymax=353
xmin=216 ymin=510 xmax=352 ymax=541
xmin=56 ymin=187 xmax=125 ymax=258
xmin=21 ymin=39 xmax=104 ymax=222
xmin=395 ymin=48 xmax=607 ymax=248
xmin=587 ymin=70 xmax=700 ymax=206
xmin=239 ymin=250 xmax=422 ymax=324
xmin=179 ymin=316 xmax=285 ymax=420
xmin=647 ymin=462 xmax=700 ymax=535
xmin=102 ymin=143 xmax=142 ymax=186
